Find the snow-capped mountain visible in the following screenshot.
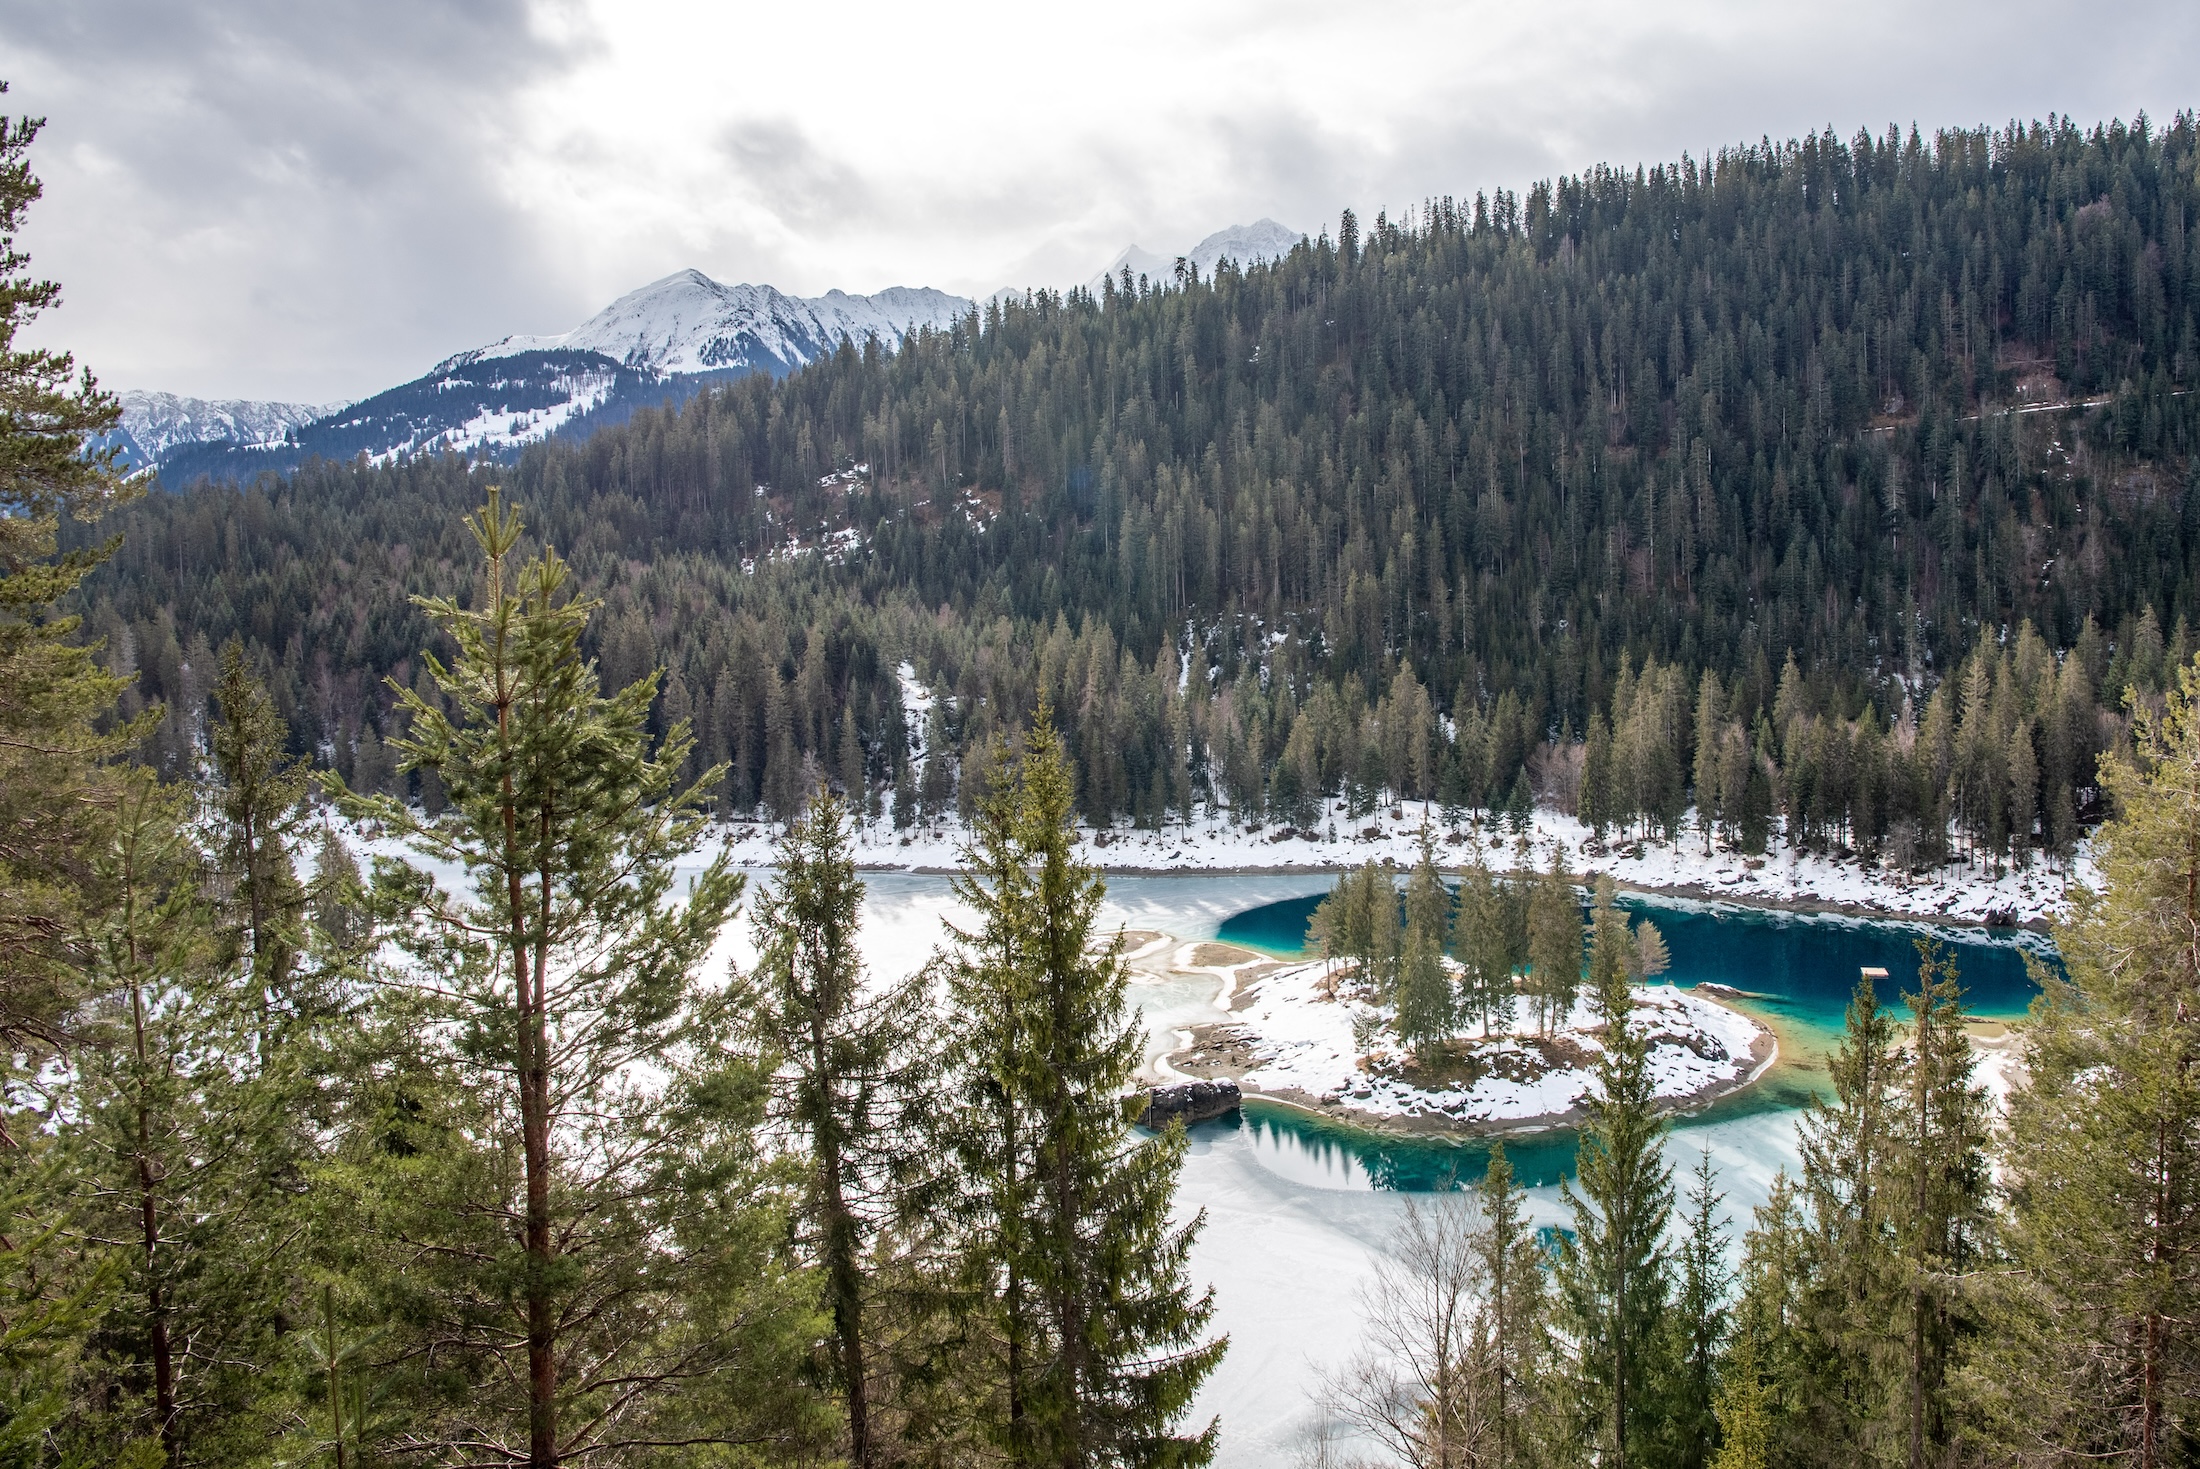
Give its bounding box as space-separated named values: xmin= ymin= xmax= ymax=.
xmin=454 ymin=271 xmax=970 ymax=378
xmin=1087 ymin=219 xmax=1301 ymax=294
xmin=143 ymin=270 xmax=973 ymax=483
xmin=107 ymin=390 xmax=348 ymax=471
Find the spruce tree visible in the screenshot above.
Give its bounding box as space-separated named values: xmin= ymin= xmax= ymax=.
xmin=939 ymin=708 xmax=1225 ymax=1468
xmin=1693 ymin=672 xmax=1726 ymax=855
xmin=1890 ymin=940 xmax=1987 ymax=1469
xmin=1477 ymin=1143 xmax=1550 ymax=1468
xmin=1789 ymin=969 xmax=1903 ymax=1462
xmin=1452 ymin=840 xmax=1516 ymax=1038
xmin=1557 ymin=891 xmax=1674 ymax=1469
xmin=208 ymin=640 xmax=310 ymax=1036
xmin=753 ymin=792 xmax=930 ymax=1468
xmin=938 ymin=733 xmax=1045 ymax=1459
xmin=1397 ymin=828 xmax=1456 ymax=1058
xmin=1990 ymin=650 xmax=2200 ymax=1465
xmin=1663 ymin=1151 xmax=1733 ymax=1469
xmin=1526 ymin=851 xmax=1580 ymax=1035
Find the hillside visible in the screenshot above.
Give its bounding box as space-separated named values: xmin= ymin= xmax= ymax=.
xmin=82 ymin=114 xmax=2200 ymax=881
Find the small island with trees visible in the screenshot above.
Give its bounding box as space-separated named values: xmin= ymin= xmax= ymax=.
xmin=1152 ymin=845 xmax=1774 ymax=1134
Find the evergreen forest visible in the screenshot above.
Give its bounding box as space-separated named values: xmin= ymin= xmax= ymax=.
xmin=74 ymin=111 xmax=2200 ymax=874
xmin=20 ymin=88 xmax=2200 ymax=1468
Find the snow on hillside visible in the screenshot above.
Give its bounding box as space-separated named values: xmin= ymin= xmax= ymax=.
xmin=118 ymin=390 xmax=347 ymax=457
xmin=380 ymin=362 xmax=624 ymax=463
xmin=448 ymin=270 xmax=972 ymax=378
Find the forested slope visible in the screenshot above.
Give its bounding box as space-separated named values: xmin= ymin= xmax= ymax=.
xmin=83 ymin=112 xmax=2200 ymax=868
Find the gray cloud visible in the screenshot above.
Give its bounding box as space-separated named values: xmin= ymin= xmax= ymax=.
xmin=715 ymin=119 xmax=877 ymax=234
xmin=3 ymin=0 xmax=2196 ymax=402
xmin=4 ymin=0 xmax=589 ymax=399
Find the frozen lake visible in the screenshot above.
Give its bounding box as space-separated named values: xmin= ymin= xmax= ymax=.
xmin=719 ymin=867 xmax=2049 ymax=1468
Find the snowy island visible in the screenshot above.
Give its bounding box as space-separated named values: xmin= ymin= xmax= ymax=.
xmin=1127 ymin=935 xmax=1777 ymax=1138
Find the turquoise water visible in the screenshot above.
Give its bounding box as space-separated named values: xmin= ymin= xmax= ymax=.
xmin=1212 ymin=889 xmax=2058 ymax=1190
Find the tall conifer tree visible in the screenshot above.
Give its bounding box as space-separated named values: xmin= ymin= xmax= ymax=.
xmin=208 ymin=640 xmax=310 ymax=1035
xmin=754 ymin=792 xmax=930 ymax=1468
xmin=338 ymin=490 xmax=807 ymax=1467
xmin=940 ymin=708 xmax=1225 ymax=1468
xmin=1991 ymin=652 xmax=2200 ymax=1465
xmin=1397 ymin=828 xmax=1456 ymax=1058
xmin=1890 ymin=941 xmax=1987 ymax=1469
xmin=1557 ymin=892 xmax=1674 ymax=1468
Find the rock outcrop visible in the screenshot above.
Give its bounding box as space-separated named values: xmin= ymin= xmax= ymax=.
xmin=1140 ymin=1078 xmax=1242 ymax=1127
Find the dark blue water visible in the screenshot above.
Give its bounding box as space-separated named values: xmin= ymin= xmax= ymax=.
xmin=1212 ymin=889 xmax=2058 ymax=1190
xmin=1217 ymin=890 xmax=2051 ymax=1024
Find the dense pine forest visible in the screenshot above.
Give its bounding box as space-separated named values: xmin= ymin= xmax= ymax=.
xmin=23 ymin=88 xmax=2200 ymax=1468
xmin=78 ymin=112 xmax=2200 ymax=870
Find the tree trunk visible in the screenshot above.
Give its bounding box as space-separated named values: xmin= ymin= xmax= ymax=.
xmin=499 ymin=641 xmax=559 ymax=1469
xmin=814 ymin=1003 xmax=872 ymax=1468
xmin=128 ymin=946 xmax=177 ymax=1465
xmin=524 ymin=839 xmax=556 ymax=1469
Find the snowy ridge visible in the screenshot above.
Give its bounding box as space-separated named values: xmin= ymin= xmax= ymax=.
xmin=117 ymin=390 xmax=347 ymax=458
xmin=369 ymin=362 xmax=623 ymax=463
xmin=446 ymin=270 xmax=972 ymax=378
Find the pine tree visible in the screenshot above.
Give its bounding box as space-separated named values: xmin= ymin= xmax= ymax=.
xmin=337 ymin=490 xmax=804 ymax=1467
xmin=0 ymin=88 xmax=139 ymax=1059
xmin=1477 ymin=1144 xmax=1550 ymax=1468
xmin=1557 ymin=888 xmax=1674 ymax=1469
xmin=1663 ymin=1151 xmax=1733 ymax=1469
xmin=61 ymin=772 xmax=299 ymax=1466
xmin=939 ymin=708 xmax=1225 ymax=1467
xmin=1526 ymin=851 xmax=1579 ymax=1035
xmin=1890 ymin=940 xmax=1987 ymax=1469
xmin=0 ymin=94 xmax=159 ymax=1458
xmin=1989 ymin=650 xmax=2200 ymax=1464
xmin=1397 ymin=828 xmax=1456 ymax=1058
xmin=752 ymin=792 xmax=930 ymax=1468
xmin=208 ymin=640 xmax=309 ymax=1036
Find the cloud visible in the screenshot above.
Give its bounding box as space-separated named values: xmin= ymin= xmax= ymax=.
xmin=4 ymin=0 xmax=2195 ymax=401
xmin=4 ymin=0 xmax=591 ymax=399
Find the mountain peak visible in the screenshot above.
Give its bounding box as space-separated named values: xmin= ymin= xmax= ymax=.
xmin=1085 ymin=218 xmax=1301 ymax=294
xmin=133 ymin=269 xmax=973 ymax=481
xmin=447 ymin=270 xmax=970 ymax=378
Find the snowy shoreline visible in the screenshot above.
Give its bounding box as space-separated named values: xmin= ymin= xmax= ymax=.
xmin=1129 ymin=938 xmax=1778 ymax=1141
xmin=716 ymin=798 xmax=2089 ymax=930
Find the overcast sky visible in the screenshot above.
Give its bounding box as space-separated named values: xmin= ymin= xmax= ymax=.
xmin=5 ymin=0 xmax=2196 ymax=404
